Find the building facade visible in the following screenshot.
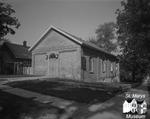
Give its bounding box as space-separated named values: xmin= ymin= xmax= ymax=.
xmin=30 ymin=26 xmax=119 ymax=82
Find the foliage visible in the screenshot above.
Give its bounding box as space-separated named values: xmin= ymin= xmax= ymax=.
xmin=0 ymin=1 xmax=20 ymax=40
xmin=116 ymin=0 xmax=150 ymax=82
xmin=89 ymin=22 xmax=118 ymax=53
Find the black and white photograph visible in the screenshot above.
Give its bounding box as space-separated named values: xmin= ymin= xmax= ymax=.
xmin=0 ymin=0 xmax=150 ymax=119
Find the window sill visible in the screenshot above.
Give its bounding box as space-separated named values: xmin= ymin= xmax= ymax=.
xmin=89 ymin=71 xmax=94 ymax=74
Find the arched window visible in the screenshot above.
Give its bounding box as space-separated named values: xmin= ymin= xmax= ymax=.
xmin=49 ymin=53 xmax=59 ymax=59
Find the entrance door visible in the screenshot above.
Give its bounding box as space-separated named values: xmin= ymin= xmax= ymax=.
xmin=48 ymin=52 xmax=59 ymax=78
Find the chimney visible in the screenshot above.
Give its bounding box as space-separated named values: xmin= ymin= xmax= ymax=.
xmin=23 ymin=41 xmax=27 ymax=47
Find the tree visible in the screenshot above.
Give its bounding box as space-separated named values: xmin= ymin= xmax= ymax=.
xmin=89 ymin=22 xmax=118 ymax=53
xmin=0 ymin=1 xmax=20 ymax=40
xmin=116 ymin=0 xmax=150 ymax=81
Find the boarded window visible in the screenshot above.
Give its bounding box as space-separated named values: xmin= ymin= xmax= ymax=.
xmin=89 ymin=57 xmax=94 ymax=73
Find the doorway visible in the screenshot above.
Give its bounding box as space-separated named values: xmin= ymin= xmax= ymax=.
xmin=48 ymin=52 xmax=59 ymax=78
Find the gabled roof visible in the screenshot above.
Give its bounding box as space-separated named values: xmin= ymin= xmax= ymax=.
xmin=29 ymin=25 xmax=82 ymax=51
xmin=4 ymin=42 xmax=31 ymax=59
xmin=29 ymin=25 xmax=117 ymax=58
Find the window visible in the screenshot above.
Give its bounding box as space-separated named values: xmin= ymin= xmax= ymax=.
xmin=81 ymin=56 xmax=86 ymax=70
xmin=89 ymin=57 xmax=94 ymax=72
xmin=102 ymin=60 xmax=106 ymax=72
xmin=110 ymin=63 xmax=113 ymax=72
xmin=49 ymin=53 xmax=59 ymax=59
xmin=45 ymin=55 xmax=48 ymax=60
xmin=116 ymin=63 xmax=118 ymax=71
xmin=100 ymin=60 xmax=102 ymax=73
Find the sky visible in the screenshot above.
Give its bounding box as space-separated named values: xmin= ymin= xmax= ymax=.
xmin=6 ymin=0 xmax=122 ymax=46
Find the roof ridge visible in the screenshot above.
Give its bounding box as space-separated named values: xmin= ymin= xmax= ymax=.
xmin=29 ymin=25 xmax=117 ymax=58
xmin=29 ymin=25 xmax=83 ymax=51
xmin=4 ymin=42 xmax=31 ymax=59
xmin=6 ymin=42 xmax=30 ymax=48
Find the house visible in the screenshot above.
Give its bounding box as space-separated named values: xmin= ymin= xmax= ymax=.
xmin=0 ymin=41 xmax=31 ymax=75
xmin=130 ymin=99 xmax=138 ymax=113
xmin=123 ymin=100 xmax=131 ymax=113
xmin=138 ymin=100 xmax=147 ymax=114
xmin=29 ymin=26 xmax=119 ymax=82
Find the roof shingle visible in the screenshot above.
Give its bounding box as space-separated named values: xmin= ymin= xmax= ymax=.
xmin=56 ymin=27 xmax=117 ymax=58
xmin=5 ymin=42 xmax=31 ymax=59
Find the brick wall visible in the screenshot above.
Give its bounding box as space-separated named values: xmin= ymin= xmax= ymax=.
xmin=81 ymin=46 xmax=119 ymax=82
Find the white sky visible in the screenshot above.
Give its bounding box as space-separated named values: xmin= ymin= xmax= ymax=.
xmin=6 ymin=0 xmax=121 ymax=46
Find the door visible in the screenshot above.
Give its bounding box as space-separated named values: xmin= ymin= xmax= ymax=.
xmin=34 ymin=53 xmax=48 ymax=75
xmin=48 ymin=52 xmax=59 ymax=77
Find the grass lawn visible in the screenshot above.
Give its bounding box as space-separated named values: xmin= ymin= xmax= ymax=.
xmin=0 ymin=90 xmax=63 ymax=119
xmin=136 ymin=83 xmax=150 ymax=91
xmin=8 ymin=79 xmax=122 ymax=104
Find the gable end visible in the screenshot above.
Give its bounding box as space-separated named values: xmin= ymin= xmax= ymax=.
xmin=29 ymin=26 xmax=82 ymax=52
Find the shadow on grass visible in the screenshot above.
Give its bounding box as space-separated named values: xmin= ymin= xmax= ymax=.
xmin=0 ymin=90 xmax=63 ymax=119
xmin=9 ymin=80 xmax=121 ymax=104
xmin=0 ymin=90 xmax=36 ymax=119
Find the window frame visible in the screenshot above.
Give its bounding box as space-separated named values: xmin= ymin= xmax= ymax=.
xmin=102 ymin=60 xmax=106 ymax=73
xmin=110 ymin=63 xmax=113 ymax=72
xmin=81 ymin=56 xmax=86 ymax=70
xmin=116 ymin=63 xmax=118 ymax=71
xmin=89 ymin=57 xmax=94 ymax=73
